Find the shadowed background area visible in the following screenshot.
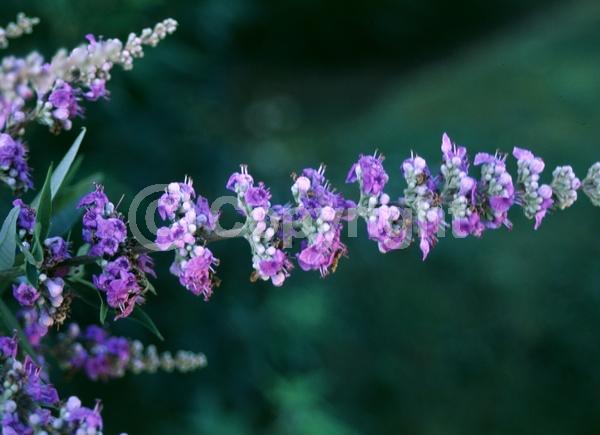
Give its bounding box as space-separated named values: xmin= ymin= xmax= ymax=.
xmin=2 ymin=0 xmax=600 ymax=433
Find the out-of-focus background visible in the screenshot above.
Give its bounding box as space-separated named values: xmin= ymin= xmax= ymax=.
xmin=2 ymin=0 xmax=600 ymax=433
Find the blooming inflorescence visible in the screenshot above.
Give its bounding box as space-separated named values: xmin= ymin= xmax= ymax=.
xmin=155 ymin=179 xmax=220 ymax=300
xmin=55 ymin=323 xmax=206 ymax=381
xmin=0 ymin=335 xmax=104 ymax=434
xmin=0 ymin=15 xmax=177 ymax=193
xmin=148 ymin=133 xmax=599 ymax=298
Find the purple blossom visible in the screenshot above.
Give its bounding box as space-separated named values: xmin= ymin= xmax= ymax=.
xmin=44 ymin=236 xmax=71 ymax=263
xmin=512 ymin=147 xmax=554 ymax=229
xmin=12 ymin=282 xmax=40 ymax=307
xmin=346 ymin=153 xmax=389 ymax=196
xmin=474 ymin=152 xmax=515 ymax=229
xmin=258 ymin=249 xmax=293 ymax=287
xmin=196 ymin=195 xmax=219 ymax=231
xmin=297 ymin=231 xmax=347 ymax=276
xmin=366 ymin=204 xmax=411 ymax=253
xmin=84 ymin=78 xmax=108 ymax=101
xmin=48 ymin=81 xmax=83 ymax=128
xmin=245 ymin=182 xmax=271 ymax=207
xmin=178 ymin=247 xmax=219 ymax=300
xmin=137 ymin=253 xmax=157 ymax=278
xmin=20 ymin=308 xmax=49 ymax=347
xmin=12 ymin=198 xmax=36 ymax=232
xmin=0 ymin=335 xmax=17 ymax=358
xmin=79 ymin=184 xmax=127 ymax=257
xmin=78 ymin=183 xmax=109 ymax=210
xmin=226 ymin=165 xmax=254 ymax=192
xmin=441 ymin=132 xmax=468 ymax=171
xmin=0 ymin=133 xmax=32 ymax=192
xmin=93 ymin=256 xmax=142 ymax=319
xmin=157 ymin=180 xmax=195 ymax=220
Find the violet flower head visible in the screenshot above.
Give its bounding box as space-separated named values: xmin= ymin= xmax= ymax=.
xmin=226 ymin=165 xmax=254 ymax=193
xmin=93 ymin=256 xmax=142 ymax=319
xmin=84 ymin=78 xmax=108 ymax=101
xmin=0 ymin=335 xmax=17 ymax=359
xmin=292 ymin=166 xmax=350 ymax=274
xmin=366 ymin=201 xmax=412 ymax=253
xmin=12 ymin=282 xmax=40 ymax=307
xmin=44 ymin=236 xmax=71 ymax=264
xmin=195 ymin=195 xmax=219 ymax=231
xmin=513 ymin=147 xmax=553 ymax=229
xmin=157 ymin=180 xmax=195 ymax=221
xmin=0 ymin=133 xmax=32 ymax=192
xmin=12 ymin=198 xmax=36 ymax=232
xmin=48 ymin=81 xmax=84 ymax=130
xmin=440 ymin=133 xmax=469 ymax=193
xmin=245 ymin=182 xmax=271 ymax=208
xmin=78 ymin=184 xmax=127 ymax=257
xmin=401 ymin=153 xmax=445 ymax=259
xmin=346 ymin=153 xmax=389 ymax=196
xmin=474 ymin=152 xmax=515 ymax=229
xmin=178 ymin=247 xmax=219 ymax=300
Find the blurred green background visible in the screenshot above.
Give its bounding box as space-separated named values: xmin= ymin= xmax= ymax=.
xmin=2 ymin=0 xmax=600 ymax=433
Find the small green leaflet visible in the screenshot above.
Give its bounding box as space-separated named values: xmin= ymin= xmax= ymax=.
xmin=130 ymin=307 xmax=164 ymax=341
xmin=31 ymin=128 xmax=86 ymax=208
xmin=0 ymin=206 xmax=20 ymax=271
xmin=50 ymin=128 xmax=86 ymax=200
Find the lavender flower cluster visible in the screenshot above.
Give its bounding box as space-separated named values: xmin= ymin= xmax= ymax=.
xmin=56 ymin=323 xmax=206 ymax=381
xmin=0 ymin=335 xmax=104 ymax=435
xmin=10 ymin=202 xmax=74 ymax=346
xmin=0 ymin=14 xmax=177 ymax=193
xmin=153 ymin=133 xmax=599 ymax=297
xmin=79 ymin=185 xmax=156 ymax=319
xmin=155 ymin=179 xmax=220 ymax=299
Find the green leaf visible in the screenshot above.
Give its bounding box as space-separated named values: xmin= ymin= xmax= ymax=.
xmin=21 ymin=249 xmax=37 ymax=266
xmin=25 ymin=261 xmax=38 ymax=287
xmin=68 ymin=277 xmax=107 ymax=325
xmin=130 ymin=307 xmax=164 ymax=341
xmin=32 ymin=165 xmax=53 ymax=260
xmin=99 ymin=299 xmax=108 ymax=325
xmin=0 ymin=206 xmax=20 ymax=271
xmin=50 ymin=128 xmax=86 ymax=200
xmin=0 ymin=298 xmax=36 ymax=357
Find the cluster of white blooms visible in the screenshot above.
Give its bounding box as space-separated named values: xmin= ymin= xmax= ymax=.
xmin=0 ymin=13 xmax=40 ymax=49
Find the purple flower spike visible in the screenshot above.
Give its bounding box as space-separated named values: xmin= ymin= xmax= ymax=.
xmin=79 ymin=184 xmax=128 ymax=257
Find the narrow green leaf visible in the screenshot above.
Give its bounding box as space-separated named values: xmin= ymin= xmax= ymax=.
xmin=130 ymin=307 xmax=164 ymax=341
xmin=21 ymin=249 xmax=37 ymax=265
xmin=50 ymin=128 xmax=86 ymax=200
xmin=0 ymin=206 xmax=20 ymax=271
xmin=99 ymin=299 xmax=108 ymax=325
xmin=25 ymin=262 xmax=38 ymax=287
xmin=68 ymin=277 xmax=107 ymax=325
xmin=32 ymin=165 xmax=54 ymax=261
xmin=0 ymin=298 xmax=36 ymax=357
